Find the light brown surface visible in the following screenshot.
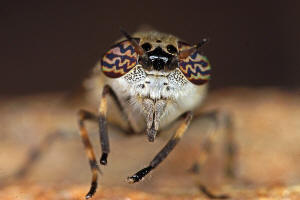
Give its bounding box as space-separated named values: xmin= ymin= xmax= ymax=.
xmin=0 ymin=87 xmax=300 ymax=199
xmin=2 ymin=184 xmax=300 ymax=200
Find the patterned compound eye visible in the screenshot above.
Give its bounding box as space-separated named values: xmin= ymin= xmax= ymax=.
xmin=101 ymin=40 xmax=139 ymax=78
xmin=178 ymin=42 xmax=211 ymax=85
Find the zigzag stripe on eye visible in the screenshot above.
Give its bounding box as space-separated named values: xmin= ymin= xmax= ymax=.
xmin=111 ymin=42 xmax=136 ymax=54
xmin=102 ymin=62 xmax=136 ymax=78
xmin=104 ymin=53 xmax=136 ymax=64
xmin=184 ymin=52 xmax=209 ymax=66
xmin=180 ymin=63 xmax=211 ymax=75
xmin=188 ymin=72 xmax=210 ymax=80
xmin=119 ymin=44 xmax=135 ymax=54
xmin=180 ymin=62 xmax=211 ymax=73
xmin=101 ymin=40 xmax=139 ymax=78
xmin=102 ymin=58 xmax=136 ymax=73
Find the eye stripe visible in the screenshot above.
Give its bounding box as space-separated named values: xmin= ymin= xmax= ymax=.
xmin=104 ymin=53 xmax=136 ymax=64
xmin=101 ymin=40 xmax=138 ymax=78
xmin=178 ymin=47 xmax=211 ymax=85
xmin=141 ymin=43 xmax=152 ymax=51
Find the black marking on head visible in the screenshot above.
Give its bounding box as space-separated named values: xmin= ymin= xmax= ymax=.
xmin=141 ymin=43 xmax=152 ymax=51
xmin=147 ymin=47 xmax=175 ymax=71
xmin=156 ymin=40 xmax=162 ymax=43
xmin=167 ymin=44 xmax=178 ymax=54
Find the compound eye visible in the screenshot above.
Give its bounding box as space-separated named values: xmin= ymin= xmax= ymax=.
xmin=167 ymin=44 xmax=178 ymax=54
xmin=141 ymin=43 xmax=152 ymax=51
xmin=178 ymin=50 xmax=211 ymax=85
xmin=101 ymin=40 xmax=138 ymax=78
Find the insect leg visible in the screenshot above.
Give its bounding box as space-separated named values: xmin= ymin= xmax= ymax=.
xmin=127 ymin=111 xmax=193 ymax=183
xmin=98 ymin=84 xmax=136 ymax=165
xmin=78 ymin=109 xmax=100 ymax=199
xmin=222 ymin=112 xmax=236 ymax=178
xmin=189 ymin=110 xmax=236 ymax=178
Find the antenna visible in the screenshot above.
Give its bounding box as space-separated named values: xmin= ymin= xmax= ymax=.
xmin=178 ymin=37 xmax=208 ymax=59
xmin=120 ymin=28 xmax=145 ymax=56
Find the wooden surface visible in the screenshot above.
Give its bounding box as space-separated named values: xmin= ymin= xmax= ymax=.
xmin=0 ymin=87 xmax=300 ymax=199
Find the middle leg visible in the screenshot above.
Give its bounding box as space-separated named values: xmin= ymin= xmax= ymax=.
xmin=189 ymin=110 xmax=236 ymax=179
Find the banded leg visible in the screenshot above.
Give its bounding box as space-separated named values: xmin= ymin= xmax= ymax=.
xmin=98 ymin=85 xmax=135 ymax=166
xmin=80 ymin=85 xmax=134 ymax=198
xmin=223 ymin=112 xmax=236 ymax=178
xmin=78 ymin=109 xmax=100 ymax=199
xmin=189 ymin=111 xmax=236 ymax=178
xmin=127 ymin=111 xmax=193 ymax=183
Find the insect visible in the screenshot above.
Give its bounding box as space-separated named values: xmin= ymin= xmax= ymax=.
xmin=78 ymin=29 xmax=236 ymax=199
xmin=4 ymin=29 xmax=235 ymax=199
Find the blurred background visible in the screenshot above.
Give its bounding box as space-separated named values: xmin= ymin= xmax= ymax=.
xmin=1 ymin=0 xmax=299 ymax=95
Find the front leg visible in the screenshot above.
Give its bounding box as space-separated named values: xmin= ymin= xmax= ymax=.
xmin=79 ymin=85 xmax=135 ymax=199
xmin=127 ymin=111 xmax=193 ymax=183
xmin=78 ymin=110 xmax=100 ymax=199
xmin=98 ymin=84 xmax=135 ymax=165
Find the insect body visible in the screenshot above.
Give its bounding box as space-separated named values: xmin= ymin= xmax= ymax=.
xmin=79 ymin=30 xmax=213 ymax=199
xmin=101 ymin=31 xmax=210 ymax=140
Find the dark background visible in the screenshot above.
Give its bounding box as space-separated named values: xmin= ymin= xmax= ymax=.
xmin=1 ymin=1 xmax=299 ymax=95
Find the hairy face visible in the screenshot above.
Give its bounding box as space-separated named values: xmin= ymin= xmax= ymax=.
xmin=102 ymin=30 xmax=210 ymax=141
xmin=133 ymin=31 xmax=180 ymax=72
